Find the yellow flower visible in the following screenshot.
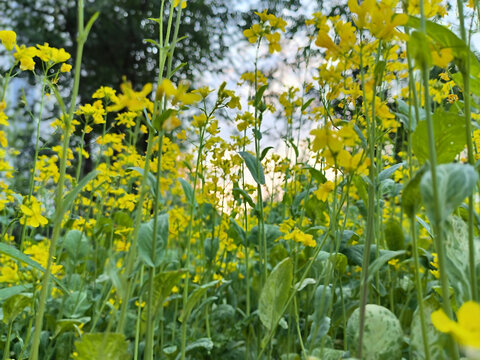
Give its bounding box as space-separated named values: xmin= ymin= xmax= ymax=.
xmin=0 ymin=30 xmax=16 ymax=51
xmin=36 ymin=43 xmax=71 ymax=63
xmin=19 ymin=196 xmax=48 ymax=228
xmin=107 ymin=79 xmax=153 ymax=112
xmin=156 ymin=79 xmax=201 ymax=106
xmin=13 ymin=44 xmax=39 ymax=71
xmin=284 ymin=229 xmax=316 ymax=247
xmin=174 ymin=0 xmax=187 ymax=8
xmin=314 ymin=181 xmax=335 ymax=202
xmin=192 ymin=113 xmax=208 ymax=128
xmin=60 ymin=63 xmax=72 ymax=72
xmin=432 ymin=301 xmax=480 ymax=349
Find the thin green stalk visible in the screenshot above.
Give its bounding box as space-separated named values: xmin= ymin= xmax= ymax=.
xmin=356 ymin=37 xmax=380 ymax=359
xmin=180 ymin=125 xmax=207 ymax=360
xmin=28 ymin=2 xmax=97 ymax=359
xmin=253 ymin=40 xmax=267 ymax=285
xmin=456 ymin=0 xmax=477 ymax=301
xmin=410 ymin=215 xmax=431 ymax=360
xmin=3 ymin=321 xmax=13 ymax=360
xmin=116 ymin=129 xmax=155 ymax=333
xmin=144 ymin=131 xmax=164 ymax=360
xmin=419 ymin=1 xmax=459 ymax=358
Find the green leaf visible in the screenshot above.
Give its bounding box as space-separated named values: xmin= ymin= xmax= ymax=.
xmin=420 ymin=163 xmax=478 ymax=225
xmin=179 ymin=178 xmax=194 ymax=204
xmin=301 ymin=98 xmax=314 ymax=111
xmin=0 ymin=243 xmax=68 ymax=293
xmin=150 ymin=269 xmax=185 ymax=312
xmin=232 ymin=187 xmax=255 ymax=208
xmin=74 ymin=333 xmax=130 ymax=360
xmin=254 ymin=84 xmax=268 ymax=107
xmin=239 ymin=151 xmax=265 ymax=185
xmin=178 ymin=338 xmax=213 ymax=359
xmin=451 ymin=72 xmax=480 ymax=98
xmin=179 ymin=281 xmax=218 ymax=323
xmin=64 ymin=291 xmax=91 ymax=318
xmin=260 ymin=146 xmax=274 ymax=161
xmin=0 ymin=285 xmax=31 ymax=302
xmin=367 ymin=250 xmax=406 ymax=283
xmin=408 ymin=30 xmax=432 ymax=67
xmin=294 ymin=278 xmax=316 ymax=292
xmin=378 ymin=162 xmax=404 ymax=182
xmin=412 ymin=108 xmax=466 ymax=164
xmin=407 ymin=16 xmax=480 ymax=75
xmin=384 ymin=219 xmax=405 ymax=251
xmin=54 ymin=317 xmax=90 ymax=338
xmin=2 ymin=293 xmax=32 ymax=324
xmin=307 ymin=166 xmax=327 ymax=184
xmin=401 ymin=166 xmax=428 ymax=218
xmin=258 ymin=257 xmax=292 ymax=331
xmin=64 ymin=230 xmax=89 ymax=260
xmin=137 ymin=213 xmax=169 ymax=267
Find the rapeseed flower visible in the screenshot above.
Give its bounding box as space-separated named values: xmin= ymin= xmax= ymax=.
xmin=108 ymin=79 xmax=153 ymax=112
xmin=0 ymin=30 xmax=16 ymax=51
xmin=19 ymin=196 xmax=48 ymax=228
xmin=432 ymin=301 xmax=480 ymax=349
xmin=13 ymin=44 xmax=39 ymax=71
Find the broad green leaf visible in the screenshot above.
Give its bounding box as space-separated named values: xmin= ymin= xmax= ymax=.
xmin=54 ymin=317 xmax=90 ymax=337
xmin=412 ymin=108 xmax=466 ymax=164
xmin=2 ymin=293 xmax=32 ymax=324
xmin=420 ymin=163 xmax=478 ymax=225
xmin=451 ymin=72 xmax=480 ymax=98
xmin=64 ymin=291 xmax=91 ymax=318
xmin=407 ymin=16 xmax=480 ymax=75
xmin=179 ymin=281 xmax=218 ymax=323
xmin=0 ymin=243 xmax=68 ymax=293
xmin=411 ymin=296 xmax=449 ymax=359
xmin=307 ymin=166 xmax=327 ymax=184
xmin=137 ymin=213 xmax=169 ymax=267
xmin=0 ymin=285 xmax=31 ymax=302
xmin=294 ymin=278 xmax=316 ymax=292
xmin=239 ymin=151 xmax=265 ymax=185
xmin=402 ymin=166 xmax=428 ymax=217
xmin=74 ymin=333 xmax=130 ymax=360
xmin=179 ymin=178 xmax=194 ymax=204
xmin=408 ymin=30 xmax=432 ymax=67
xmin=150 ymin=269 xmax=185 ymax=312
xmin=367 ymin=250 xmax=406 ymax=283
xmin=444 ymin=216 xmax=472 ymax=303
xmin=384 ymin=219 xmax=405 ymax=251
xmin=180 ymin=338 xmax=214 ymax=359
xmin=395 ymin=99 xmax=425 ymax=132
xmin=258 ymin=257 xmax=292 ymax=331
xmin=64 ymin=230 xmax=89 ymax=260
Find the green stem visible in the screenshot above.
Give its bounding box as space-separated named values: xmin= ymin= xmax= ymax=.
xmin=356 ymin=37 xmax=380 ymax=359
xmin=419 ymin=1 xmax=459 ymax=358
xmin=144 ymin=131 xmax=164 ymax=360
xmin=456 ymin=0 xmax=477 ymax=301
xmin=180 ymin=125 xmax=207 ymax=360
xmin=28 ymin=2 xmax=94 ymax=358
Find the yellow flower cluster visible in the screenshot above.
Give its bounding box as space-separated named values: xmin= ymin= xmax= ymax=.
xmin=243 ymin=9 xmax=287 ymax=54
